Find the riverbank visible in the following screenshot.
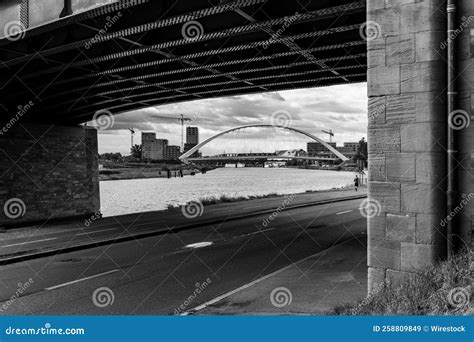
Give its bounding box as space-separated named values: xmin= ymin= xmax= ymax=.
xmin=99 ymin=161 xmax=209 ymax=181
xmin=99 ymin=163 xmax=363 ymax=181
xmin=100 ymin=167 xmax=197 ymax=181
xmin=167 ymin=183 xmax=366 ymax=210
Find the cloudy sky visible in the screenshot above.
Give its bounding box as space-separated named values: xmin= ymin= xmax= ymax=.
xmin=97 ymin=82 xmax=368 ymax=155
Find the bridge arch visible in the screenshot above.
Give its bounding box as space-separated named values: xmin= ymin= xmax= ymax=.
xmin=179 ymin=124 xmax=349 ymax=162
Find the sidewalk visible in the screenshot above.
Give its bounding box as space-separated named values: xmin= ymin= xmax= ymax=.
xmin=187 ymin=235 xmax=368 ymax=315
xmin=0 ymin=188 xmax=366 ymax=265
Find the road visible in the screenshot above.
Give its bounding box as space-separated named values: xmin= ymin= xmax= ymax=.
xmin=0 ymin=198 xmax=366 ymax=315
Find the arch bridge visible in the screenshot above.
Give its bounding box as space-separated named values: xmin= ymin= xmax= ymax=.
xmin=179 ymin=124 xmax=349 ymax=163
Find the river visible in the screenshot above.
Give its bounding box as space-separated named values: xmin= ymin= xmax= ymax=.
xmin=99 ymin=168 xmax=356 ymax=217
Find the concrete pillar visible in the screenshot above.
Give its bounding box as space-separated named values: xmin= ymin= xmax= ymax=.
xmin=367 ymin=0 xmax=449 ymax=290
xmin=0 ymin=123 xmax=100 ymax=227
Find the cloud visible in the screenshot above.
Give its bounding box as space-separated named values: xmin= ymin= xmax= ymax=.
xmin=97 ymin=83 xmax=368 ymax=155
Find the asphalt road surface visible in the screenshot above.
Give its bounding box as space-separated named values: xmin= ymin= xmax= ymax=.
xmin=0 ymin=198 xmax=366 ymax=315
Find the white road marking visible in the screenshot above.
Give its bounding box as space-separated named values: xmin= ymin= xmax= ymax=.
xmin=45 ymin=269 xmax=119 ymax=291
xmin=232 ymin=228 xmax=275 ymax=239
xmin=335 ymin=210 xmax=353 ymax=215
xmin=1 ymin=238 xmax=57 ymax=248
xmin=77 ymin=228 xmax=118 ymax=236
xmin=180 ymin=249 xmax=323 ymax=316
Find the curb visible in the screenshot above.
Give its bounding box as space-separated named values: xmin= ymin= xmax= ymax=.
xmin=0 ymin=194 xmax=366 ymax=266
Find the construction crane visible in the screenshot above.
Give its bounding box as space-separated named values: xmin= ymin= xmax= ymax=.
xmin=128 ymin=128 xmax=135 ymax=148
xmin=151 ymin=114 xmax=192 ymax=152
xmin=321 ymin=129 xmax=334 ymax=143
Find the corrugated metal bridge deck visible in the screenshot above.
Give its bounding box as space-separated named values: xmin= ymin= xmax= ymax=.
xmin=0 ymin=0 xmax=367 ymax=125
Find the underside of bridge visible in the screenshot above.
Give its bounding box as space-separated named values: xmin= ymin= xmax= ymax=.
xmin=0 ymin=0 xmax=473 ymax=295
xmin=0 ymin=0 xmax=367 ymax=124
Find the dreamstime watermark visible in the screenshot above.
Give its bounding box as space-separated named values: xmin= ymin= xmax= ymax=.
xmin=85 ymin=13 xmax=123 ymax=49
xmin=0 ymin=278 xmax=34 ymax=313
xmin=0 ymin=101 xmax=34 ymax=136
xmin=448 ymin=110 xmax=472 ymax=130
xmin=262 ymin=194 xmax=296 ymax=227
xmin=174 ymin=278 xmax=213 ymax=315
xmin=447 ymin=287 xmax=471 ymax=308
xmin=355 ymin=280 xmax=389 ymax=312
xmin=263 ymin=12 xmax=301 ymax=49
xmin=3 ymin=20 xmax=26 ymax=41
xmin=270 ymin=110 xmax=292 ymax=128
xmin=3 ymin=198 xmax=26 ymax=219
xmin=92 ymin=287 xmax=115 ymax=308
xmin=181 ymin=20 xmax=204 ymax=41
xmin=84 ymin=3 xmax=134 ymax=49
xmin=359 ymin=21 xmax=382 ymax=41
xmin=359 ymin=198 xmax=382 ymax=218
xmin=181 ymin=200 xmax=204 ymax=219
xmin=270 ymin=287 xmax=292 ymax=308
xmin=368 ymin=103 xmax=386 ymax=125
xmin=84 ymin=191 xmax=121 ymax=227
xmin=92 ymin=109 xmax=115 ymax=130
xmin=5 ymin=323 xmax=85 ymax=336
xmin=441 ymin=16 xmax=474 ymax=49
xmin=440 ymin=193 xmax=474 ymax=227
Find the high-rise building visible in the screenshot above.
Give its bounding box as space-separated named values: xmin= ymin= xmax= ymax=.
xmin=186 ymin=126 xmax=199 ymax=145
xmin=184 ymin=126 xmax=200 ymax=157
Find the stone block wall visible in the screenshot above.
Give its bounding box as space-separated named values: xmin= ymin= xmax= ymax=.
xmin=367 ymin=0 xmax=450 ymax=291
xmin=0 ymin=123 xmax=100 ymax=227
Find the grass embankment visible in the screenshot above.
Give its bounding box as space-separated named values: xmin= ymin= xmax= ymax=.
xmin=166 ymin=193 xmax=281 ymax=210
xmin=166 ymin=184 xmax=365 ymax=210
xmin=335 ymin=249 xmax=472 ymax=315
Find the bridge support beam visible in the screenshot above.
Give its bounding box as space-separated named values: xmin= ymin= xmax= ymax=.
xmin=367 ymin=0 xmax=473 ymax=291
xmin=0 ymin=123 xmax=100 ymax=227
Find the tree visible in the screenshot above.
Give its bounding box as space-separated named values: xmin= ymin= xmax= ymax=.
xmin=100 ymin=152 xmax=123 ymax=163
xmin=354 ymin=137 xmax=367 ymax=167
xmin=130 ymin=144 xmax=142 ymax=159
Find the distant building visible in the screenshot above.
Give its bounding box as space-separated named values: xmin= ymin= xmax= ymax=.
xmin=337 ymin=147 xmax=356 ymax=158
xmin=186 ymin=126 xmax=199 ymax=145
xmin=184 ymin=126 xmax=200 ymax=157
xmin=343 ymin=142 xmax=359 ymax=152
xmin=307 ymin=141 xmax=336 ymax=156
xmin=166 ymin=145 xmax=181 ymax=161
xmin=306 ymin=141 xmax=359 ymax=160
xmin=142 ymin=133 xmax=167 ymax=160
xmin=276 ymin=149 xmax=306 ymax=158
xmin=142 ymin=132 xmax=180 ymax=161
xmin=337 ymin=142 xmax=359 ymax=158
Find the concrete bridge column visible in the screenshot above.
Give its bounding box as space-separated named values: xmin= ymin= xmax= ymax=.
xmin=0 ymin=123 xmax=100 ymax=227
xmin=367 ymin=0 xmax=450 ymax=290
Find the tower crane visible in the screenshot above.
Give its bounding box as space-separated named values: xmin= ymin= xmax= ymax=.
xmin=151 ymin=114 xmax=192 ymax=152
xmin=321 ymin=129 xmax=334 ymax=143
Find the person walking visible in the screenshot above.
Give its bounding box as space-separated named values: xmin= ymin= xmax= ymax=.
xmin=354 ymin=175 xmax=359 ymax=191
